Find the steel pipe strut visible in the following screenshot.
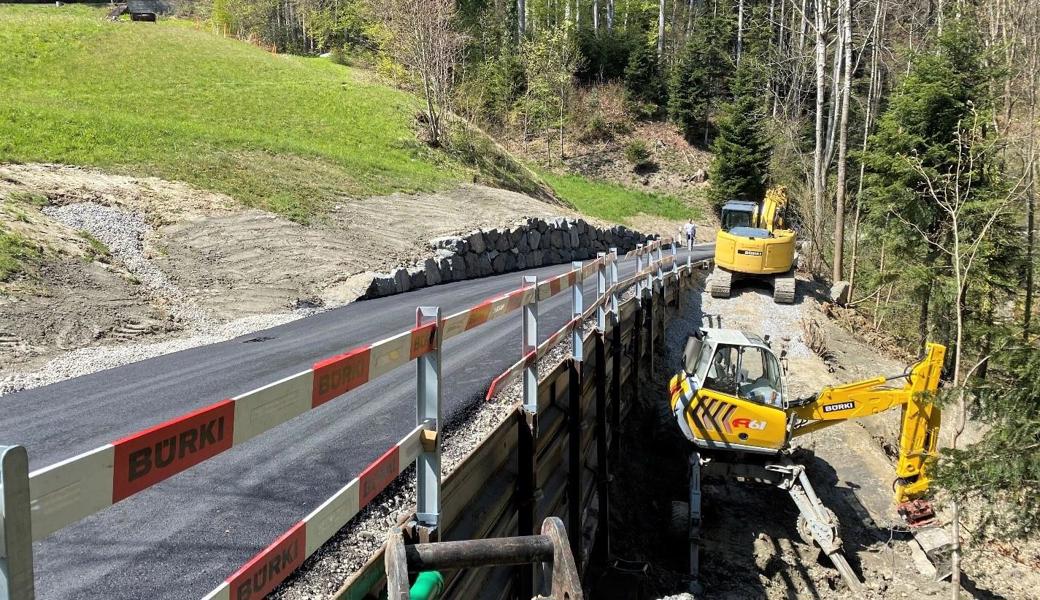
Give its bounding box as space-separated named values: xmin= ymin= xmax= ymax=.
xmin=404 ymin=536 xmax=555 ymax=572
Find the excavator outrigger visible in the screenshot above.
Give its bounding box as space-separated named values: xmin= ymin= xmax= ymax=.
xmin=667 ymin=328 xmax=945 ymax=593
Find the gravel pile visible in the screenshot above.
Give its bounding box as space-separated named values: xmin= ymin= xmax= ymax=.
xmin=271 ymin=341 xmax=575 ymax=599
xmin=42 ymin=202 xmax=207 ymax=325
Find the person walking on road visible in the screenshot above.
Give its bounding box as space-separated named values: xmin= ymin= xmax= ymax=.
xmin=684 ymin=219 xmax=697 ymax=248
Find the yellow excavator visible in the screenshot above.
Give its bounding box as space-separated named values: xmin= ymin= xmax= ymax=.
xmin=667 ymin=328 xmax=945 ymax=593
xmin=710 ymin=187 xmax=797 ymax=303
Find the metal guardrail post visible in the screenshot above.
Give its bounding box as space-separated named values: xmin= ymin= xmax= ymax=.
xmin=1 ymin=445 xmax=34 ymax=600
xmin=635 ymin=244 xmax=644 ymax=297
xmin=570 ymin=262 xmax=583 ymax=361
xmin=519 ymin=276 xmax=540 ymax=597
xmin=609 ymin=248 xmax=619 ymax=318
xmin=416 ymin=307 xmax=443 ymax=538
xmin=656 ymin=242 xmax=665 ymax=281
xmin=522 ymin=276 xmax=539 ymax=413
xmin=596 ymin=253 xmax=607 ymax=331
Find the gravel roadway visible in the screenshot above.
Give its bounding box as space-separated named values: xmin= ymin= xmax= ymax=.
xmin=0 ymin=245 xmax=713 ymax=600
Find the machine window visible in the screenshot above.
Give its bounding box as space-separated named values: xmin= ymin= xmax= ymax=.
xmin=703 ymin=345 xmax=740 ymax=396
xmin=738 ymin=348 xmax=782 ymax=406
xmin=722 ymin=209 xmax=752 ymax=231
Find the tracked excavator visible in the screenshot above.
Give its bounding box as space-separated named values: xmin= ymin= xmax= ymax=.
xmin=667 ymin=328 xmax=945 ymax=593
xmin=710 ymin=187 xmax=797 ymax=303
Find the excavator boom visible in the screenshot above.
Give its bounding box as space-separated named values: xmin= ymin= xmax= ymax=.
xmin=790 ymin=343 xmax=946 ymax=506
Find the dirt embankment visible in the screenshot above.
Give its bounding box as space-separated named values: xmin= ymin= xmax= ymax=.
xmin=0 ymin=163 xmax=594 ymax=390
xmin=600 ymin=275 xmax=1037 ymax=599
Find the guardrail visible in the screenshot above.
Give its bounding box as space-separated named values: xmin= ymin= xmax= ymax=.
xmin=0 ymin=238 xmax=681 ymax=600
xmin=333 ymin=246 xmax=709 ymax=599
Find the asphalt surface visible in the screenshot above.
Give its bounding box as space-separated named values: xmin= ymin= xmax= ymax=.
xmin=0 ymin=245 xmax=713 ymax=600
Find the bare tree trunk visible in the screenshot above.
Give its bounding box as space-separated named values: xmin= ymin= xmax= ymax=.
xmin=832 ymin=0 xmax=852 ymax=282
xmin=798 ymin=0 xmax=808 ymax=52
xmin=1025 ymin=34 xmax=1038 ymax=339
xmin=608 ymin=0 xmax=615 ymax=30
xmin=813 ymin=0 xmax=827 ymax=270
xmin=518 ymin=0 xmax=526 ymax=36
xmin=658 ymin=0 xmax=666 ymax=56
xmin=736 ymin=0 xmax=745 ymax=64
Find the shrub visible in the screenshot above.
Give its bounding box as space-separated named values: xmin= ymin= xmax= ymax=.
xmin=328 ymin=46 xmax=348 ymax=66
xmin=624 ymin=139 xmax=648 ymax=166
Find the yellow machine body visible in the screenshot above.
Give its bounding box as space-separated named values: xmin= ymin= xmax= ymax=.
xmin=714 ymin=230 xmax=796 ymax=275
xmin=712 ymin=187 xmax=796 ymax=276
xmin=669 ymin=331 xmax=946 ymax=506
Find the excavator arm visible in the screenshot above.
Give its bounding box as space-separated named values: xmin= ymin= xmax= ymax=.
xmin=788 ymin=343 xmax=946 ymax=513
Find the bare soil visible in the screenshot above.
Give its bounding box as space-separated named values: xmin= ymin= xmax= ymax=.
xmin=597 ymin=274 xmax=1038 ymax=599
xmin=0 ymin=163 xmax=591 ymax=381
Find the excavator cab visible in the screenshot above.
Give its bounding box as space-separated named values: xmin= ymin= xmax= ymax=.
xmin=670 ymin=328 xmax=790 ymax=453
xmin=719 ymin=200 xmax=758 ymax=232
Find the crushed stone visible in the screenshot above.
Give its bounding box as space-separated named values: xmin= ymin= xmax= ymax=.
xmin=699 ymin=278 xmax=814 ymax=358
xmin=42 ymin=202 xmax=207 ymax=326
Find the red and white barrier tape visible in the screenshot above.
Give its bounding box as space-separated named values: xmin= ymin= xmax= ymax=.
xmin=200 ymin=425 xmax=425 ymax=600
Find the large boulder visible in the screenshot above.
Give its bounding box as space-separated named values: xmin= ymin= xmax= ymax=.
xmin=492 ymin=252 xmax=509 ymax=273
xmin=549 ymin=230 xmax=564 ymax=249
xmin=424 ymin=257 xmax=442 ymax=286
xmin=393 ymin=267 xmax=411 ymax=293
xmin=449 ymin=255 xmax=466 ymax=280
xmin=831 ymin=281 xmax=851 ymax=306
xmin=463 ymin=252 xmax=480 ymax=277
xmin=495 ymin=230 xmax=512 ymax=252
xmin=367 ymin=274 xmax=397 ymax=298
xmin=408 ymin=266 xmax=427 ymax=289
xmin=430 ymin=235 xmax=466 ymax=253
xmin=478 ymin=252 xmax=494 ymax=276
xmin=467 ymin=230 xmax=486 ymax=254
xmin=528 ymin=229 xmax=542 ymax=250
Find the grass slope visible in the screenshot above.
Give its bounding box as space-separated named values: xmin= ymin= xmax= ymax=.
xmin=0 ymin=5 xmax=463 ymax=221
xmin=541 ymin=172 xmax=702 ymax=225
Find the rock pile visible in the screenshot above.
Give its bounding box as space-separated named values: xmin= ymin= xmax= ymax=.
xmin=364 ymin=217 xmax=649 ymax=298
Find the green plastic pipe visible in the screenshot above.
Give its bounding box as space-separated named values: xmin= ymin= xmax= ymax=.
xmin=409 ymin=571 xmax=445 ymax=600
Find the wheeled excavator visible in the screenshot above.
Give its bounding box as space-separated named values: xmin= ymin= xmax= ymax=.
xmin=667 ymin=328 xmax=945 ymax=593
xmin=710 ymin=187 xmax=797 ymax=304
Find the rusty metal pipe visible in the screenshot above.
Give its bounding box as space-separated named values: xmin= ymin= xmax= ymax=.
xmin=404 ymin=535 xmax=555 ymax=573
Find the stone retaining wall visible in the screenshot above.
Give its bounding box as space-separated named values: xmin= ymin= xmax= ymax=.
xmin=363 ymin=217 xmax=650 ymax=298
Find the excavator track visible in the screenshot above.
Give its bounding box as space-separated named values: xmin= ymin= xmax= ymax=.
xmin=772 ymin=271 xmax=796 ymax=304
xmin=709 ymin=267 xmax=733 ymax=298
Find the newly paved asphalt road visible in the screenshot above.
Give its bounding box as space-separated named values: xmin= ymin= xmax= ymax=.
xmin=0 ymin=245 xmax=713 ymax=600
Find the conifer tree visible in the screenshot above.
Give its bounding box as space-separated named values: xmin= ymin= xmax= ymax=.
xmin=707 ymin=59 xmax=771 ymax=210
xmin=624 ymin=39 xmax=665 ymax=114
